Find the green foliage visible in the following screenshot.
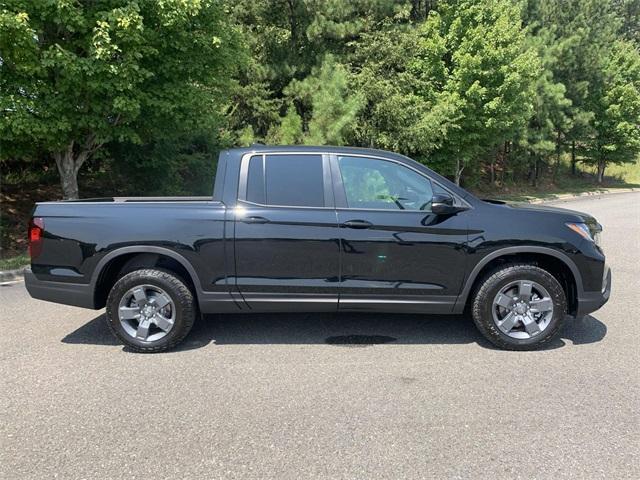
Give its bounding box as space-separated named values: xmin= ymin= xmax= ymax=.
xmin=348 ymin=1 xmax=540 ymax=183
xmin=612 ymin=0 xmax=640 ymax=45
xmin=2 ymin=0 xmax=639 ymax=196
xmin=523 ymin=0 xmax=639 ymax=183
xmin=269 ymin=105 xmax=303 ymax=145
xmin=584 ymin=40 xmax=640 ymax=173
xmin=438 ymin=0 xmax=540 ymax=182
xmin=286 ymin=55 xmax=362 ymax=145
xmin=349 ymin=17 xmax=453 ymax=158
xmin=0 ymin=0 xmax=244 ymax=197
xmin=0 ymin=254 xmax=29 ymax=271
xmin=104 ymin=132 xmax=224 ymax=196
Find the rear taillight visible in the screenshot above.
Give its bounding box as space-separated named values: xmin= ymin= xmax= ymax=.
xmin=28 ymin=217 xmax=44 ymax=259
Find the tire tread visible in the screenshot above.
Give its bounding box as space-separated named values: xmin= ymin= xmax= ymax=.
xmin=105 ymin=268 xmax=196 ymax=353
xmin=471 ymin=264 xmax=567 ymax=351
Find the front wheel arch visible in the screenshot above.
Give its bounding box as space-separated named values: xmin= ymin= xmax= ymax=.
xmin=457 ymin=249 xmax=580 ymax=316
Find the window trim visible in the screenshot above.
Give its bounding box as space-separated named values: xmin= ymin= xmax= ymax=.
xmin=329 ymin=153 xmax=470 ymax=212
xmin=238 ymin=152 xmax=334 ymax=209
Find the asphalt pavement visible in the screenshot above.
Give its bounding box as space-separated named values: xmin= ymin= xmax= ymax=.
xmin=1 ymin=192 xmax=639 ymax=479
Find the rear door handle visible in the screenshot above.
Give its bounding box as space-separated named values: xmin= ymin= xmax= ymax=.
xmin=342 ymin=219 xmax=373 ymax=229
xmin=242 ymin=215 xmax=270 ymax=224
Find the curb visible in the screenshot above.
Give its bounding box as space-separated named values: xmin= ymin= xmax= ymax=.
xmin=526 ymin=187 xmax=639 ymax=204
xmin=0 ymin=266 xmax=28 ymax=282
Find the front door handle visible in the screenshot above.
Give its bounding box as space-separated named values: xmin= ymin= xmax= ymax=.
xmin=342 ymin=219 xmax=373 ymax=229
xmin=242 ymin=215 xmax=270 ymax=224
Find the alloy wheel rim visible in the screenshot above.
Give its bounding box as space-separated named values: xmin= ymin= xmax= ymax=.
xmin=492 ymin=280 xmax=554 ymax=339
xmin=118 ymin=284 xmax=176 ymax=341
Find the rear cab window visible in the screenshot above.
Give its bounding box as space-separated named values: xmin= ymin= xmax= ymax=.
xmin=244 ymin=154 xmax=326 ymax=207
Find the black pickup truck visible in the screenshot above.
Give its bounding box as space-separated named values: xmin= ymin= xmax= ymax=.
xmin=26 ymin=146 xmax=611 ymax=352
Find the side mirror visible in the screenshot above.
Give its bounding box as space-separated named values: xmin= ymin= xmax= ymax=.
xmin=431 ymin=193 xmax=466 ymax=215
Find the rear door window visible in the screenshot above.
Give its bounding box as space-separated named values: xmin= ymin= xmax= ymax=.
xmin=246 ymin=155 xmax=265 ymax=204
xmin=246 ymin=154 xmax=325 ymax=207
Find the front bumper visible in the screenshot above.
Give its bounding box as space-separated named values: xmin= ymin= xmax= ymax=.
xmin=25 ymin=269 xmax=96 ymax=309
xmin=576 ymin=267 xmax=611 ymax=317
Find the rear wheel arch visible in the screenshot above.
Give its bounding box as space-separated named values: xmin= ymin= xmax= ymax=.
xmin=458 ymin=247 xmax=581 ymax=316
xmin=92 ymin=247 xmax=202 ymax=309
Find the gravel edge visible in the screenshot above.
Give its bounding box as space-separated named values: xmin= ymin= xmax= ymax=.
xmin=0 ymin=266 xmax=29 ymax=282
xmin=526 ymin=187 xmax=639 ymax=204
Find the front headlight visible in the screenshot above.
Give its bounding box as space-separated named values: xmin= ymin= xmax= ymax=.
xmin=593 ymin=229 xmax=602 ymax=247
xmin=566 ymin=222 xmax=602 ymax=247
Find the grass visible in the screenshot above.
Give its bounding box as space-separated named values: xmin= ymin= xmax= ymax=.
xmin=606 ymin=161 xmax=640 ymax=185
xmin=0 ymin=254 xmax=29 ymax=271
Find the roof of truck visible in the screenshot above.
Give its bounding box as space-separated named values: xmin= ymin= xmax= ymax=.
xmin=222 ymin=145 xmax=476 ymax=202
xmin=226 ymin=145 xmax=413 ymax=160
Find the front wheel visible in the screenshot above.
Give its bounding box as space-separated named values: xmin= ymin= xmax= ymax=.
xmin=471 ymin=264 xmax=567 ymax=350
xmin=105 ymin=269 xmax=196 ymax=353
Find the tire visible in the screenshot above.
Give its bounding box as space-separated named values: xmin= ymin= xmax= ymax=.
xmin=471 ymin=264 xmax=567 ymax=351
xmin=105 ymin=268 xmax=196 ymax=353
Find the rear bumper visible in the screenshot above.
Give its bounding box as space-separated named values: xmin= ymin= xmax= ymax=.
xmin=576 ymin=267 xmax=611 ymax=317
xmin=25 ymin=269 xmax=96 ymax=309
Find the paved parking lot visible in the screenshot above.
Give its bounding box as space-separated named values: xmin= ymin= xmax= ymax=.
xmin=1 ymin=192 xmax=639 ymax=479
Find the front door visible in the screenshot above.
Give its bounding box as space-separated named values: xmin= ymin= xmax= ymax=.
xmin=234 ymin=152 xmax=340 ymax=311
xmin=331 ymin=154 xmax=469 ymax=313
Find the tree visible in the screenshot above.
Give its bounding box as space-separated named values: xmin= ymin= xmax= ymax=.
xmin=228 ymin=0 xmax=398 ymax=144
xmin=0 ymin=1 xmax=243 ymax=199
xmin=515 ymin=18 xmax=572 ymax=185
xmin=291 ymin=55 xmax=363 ymax=145
xmin=268 ymin=104 xmax=303 ymax=144
xmin=524 ymin=1 xmax=640 ymax=184
xmin=348 ymin=1 xmax=539 ymax=185
xmin=523 ymin=0 xmax=621 ymax=177
xmin=348 ymin=16 xmax=455 ymax=160
xmin=612 ymin=0 xmax=640 ymax=45
xmin=436 ymin=0 xmax=540 ymax=185
xmin=585 ymin=41 xmax=640 ymax=183
xmin=266 ymin=55 xmax=362 ymax=145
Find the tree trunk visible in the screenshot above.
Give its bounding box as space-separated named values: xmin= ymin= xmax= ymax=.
xmin=597 ymin=159 xmax=606 ymax=184
xmin=411 ymin=1 xmax=436 ymax=22
xmin=570 ymin=141 xmax=577 ymax=175
xmin=454 ymin=159 xmax=464 ymax=186
xmin=286 ymin=0 xmax=297 ymax=48
xmin=503 ymin=141 xmax=509 ymax=172
xmin=530 ymin=155 xmax=539 ymax=187
xmin=410 ymin=0 xmax=421 ymax=20
xmin=490 ymin=159 xmax=495 ymax=185
xmin=57 ymin=162 xmax=79 ymax=200
xmin=553 ymin=130 xmax=562 ymax=182
xmin=53 ymin=140 xmax=93 ymax=200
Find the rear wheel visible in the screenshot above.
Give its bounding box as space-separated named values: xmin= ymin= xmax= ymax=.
xmin=105 ymin=269 xmax=196 ymax=352
xmin=471 ymin=264 xmax=567 ymax=350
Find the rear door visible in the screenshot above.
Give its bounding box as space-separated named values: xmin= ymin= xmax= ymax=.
xmin=233 ymin=152 xmax=340 ymax=311
xmin=331 ymin=154 xmax=470 ymax=313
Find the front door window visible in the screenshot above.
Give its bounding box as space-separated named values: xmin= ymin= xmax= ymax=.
xmin=338 ymin=156 xmax=434 ymax=211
